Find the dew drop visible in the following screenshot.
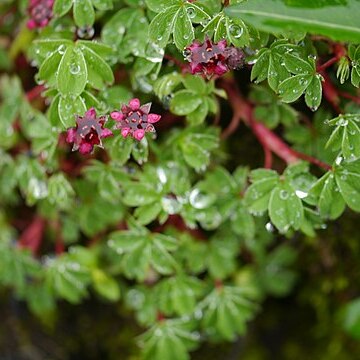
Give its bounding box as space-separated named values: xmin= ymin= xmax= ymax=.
xmin=280 ymin=190 xmax=289 ymax=200
xmin=337 ymin=117 xmax=348 ymax=127
xmin=186 ymin=6 xmax=196 ymax=18
xmin=57 ymin=44 xmax=66 ymax=54
xmin=229 ymin=24 xmax=243 ymax=38
xmin=295 ymin=190 xmax=308 ymax=199
xmin=77 ymin=26 xmax=95 ymax=39
xmin=69 ymin=63 xmax=81 ymax=75
xmin=335 ymin=156 xmax=343 ymax=165
xmin=189 ymin=189 xmax=215 ymax=209
xmin=265 ymin=222 xmax=275 ymax=232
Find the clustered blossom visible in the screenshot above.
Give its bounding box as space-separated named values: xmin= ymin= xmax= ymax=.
xmin=27 ymin=0 xmax=54 ymax=29
xmin=184 ymin=38 xmax=245 ymax=78
xmin=66 ymin=100 xmax=162 ymax=154
xmin=110 ymin=98 xmax=161 ymax=141
xmin=66 ymin=108 xmax=113 ymax=155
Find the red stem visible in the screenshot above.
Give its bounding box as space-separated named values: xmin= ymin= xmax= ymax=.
xmin=317 ymin=57 xmax=339 ymax=72
xmin=219 ymin=77 xmax=332 ymax=171
xmin=320 ymin=71 xmax=343 ymax=114
xmin=18 ymin=217 xmax=46 ymax=255
xmin=164 ymin=54 xmax=189 ymax=73
xmin=26 ymin=85 xmax=45 ymax=102
xmin=338 ymin=91 xmax=360 ymax=105
xmin=214 ymin=279 xmax=223 ymax=290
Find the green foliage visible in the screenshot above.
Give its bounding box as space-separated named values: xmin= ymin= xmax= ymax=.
xmin=226 ymin=0 xmax=360 ymax=42
xmin=1 ymin=0 xmax=360 ymax=358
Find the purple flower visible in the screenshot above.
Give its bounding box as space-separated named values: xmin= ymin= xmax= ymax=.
xmin=185 ymin=38 xmax=245 ymax=78
xmin=110 ymin=98 xmax=161 ymax=141
xmin=66 ymin=108 xmax=113 ymax=155
xmin=27 ymin=0 xmax=54 ymax=30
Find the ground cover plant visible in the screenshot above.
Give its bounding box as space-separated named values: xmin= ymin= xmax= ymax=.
xmin=1 ymin=0 xmax=360 ymax=358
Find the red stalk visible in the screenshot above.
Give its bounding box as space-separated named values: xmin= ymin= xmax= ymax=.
xmin=18 ymin=216 xmax=46 ymax=255
xmin=219 ymin=77 xmax=332 ymax=171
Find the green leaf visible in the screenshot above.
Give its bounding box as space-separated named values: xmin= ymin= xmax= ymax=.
xmin=226 ymin=0 xmax=360 ymax=43
xmin=341 ymin=298 xmax=360 ymax=339
xmin=108 ymin=231 xmax=178 ymax=280
xmin=92 ymin=269 xmax=120 ymax=301
xmin=148 ymin=6 xmax=179 ymax=48
xmin=173 ymin=7 xmax=194 ymax=50
xmin=132 ymin=137 xmax=149 ymax=165
xmin=231 ymin=205 xmax=255 ymax=239
xmin=47 ymin=173 xmax=75 ymax=210
xmin=107 ymin=135 xmax=133 ymax=164
xmin=73 ymin=0 xmax=95 ymax=27
xmin=145 ymin=0 xmax=175 ymax=13
xmin=46 ymin=255 xmax=91 ymax=303
xmin=201 ymin=286 xmax=256 ymax=341
xmin=244 ymin=173 xmax=279 ymax=215
xmin=326 ymin=115 xmax=360 ymax=160
xmin=268 ymin=183 xmax=304 ymax=232
xmin=92 ymin=0 xmax=113 ymax=10
xmin=58 ymin=95 xmax=87 ymax=128
xmin=101 ymin=8 xmax=137 ymax=50
xmin=225 ymin=17 xmax=249 ymax=47
xmin=310 ymin=172 xmax=345 ymax=219
xmin=278 ymin=74 xmax=312 ymax=102
xmin=186 ymin=101 xmax=208 ymax=126
xmin=251 ymin=49 xmax=270 ymax=83
xmin=122 ymin=184 xmax=160 ymax=206
xmin=282 ymin=53 xmax=313 ymax=74
xmin=54 ymin=0 xmax=72 ymax=16
xmin=182 ymin=75 xmax=207 ymax=93
xmin=134 ymin=202 xmax=162 ymax=225
xmin=38 ymin=51 xmax=62 ymax=87
xmin=140 ymin=319 xmax=198 ymax=360
xmin=57 ymin=46 xmax=87 ymax=97
xmin=171 ymin=90 xmax=202 ymax=115
xmin=335 ymin=159 xmax=360 ymax=212
xmin=82 ymin=46 xmax=114 ymax=90
xmin=305 ymin=75 xmax=322 ymax=111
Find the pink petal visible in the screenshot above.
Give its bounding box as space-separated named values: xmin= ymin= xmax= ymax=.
xmin=110 ymin=111 xmax=124 ymax=121
xmin=85 ymin=108 xmax=96 ymax=118
xmin=66 ymin=128 xmax=76 ymax=143
xmin=190 ymin=63 xmax=202 ymax=74
xmin=98 ymin=115 xmax=107 ymax=124
xmin=39 ymin=19 xmax=49 ymax=27
xmin=121 ymin=105 xmax=130 ymax=114
xmin=188 ymin=42 xmax=201 ymax=51
xmin=121 ymin=127 xmax=131 ymax=138
xmin=140 ymin=103 xmax=152 ymax=114
xmin=79 ymin=142 xmax=93 ymax=154
xmin=214 ymin=63 xmax=228 ymax=76
xmin=129 ymin=98 xmax=140 ymax=111
xmin=145 ymin=124 xmax=155 ymax=133
xmin=134 ymin=129 xmax=145 ymax=141
xmin=101 ymin=128 xmax=113 ymax=138
xmin=217 ymin=40 xmax=227 ymax=51
xmin=147 ymin=113 xmax=161 ymax=123
xmin=27 ymin=19 xmax=36 ymax=29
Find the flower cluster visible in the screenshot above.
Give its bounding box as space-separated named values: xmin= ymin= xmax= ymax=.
xmin=66 ymin=100 xmax=161 ymax=154
xmin=66 ymin=108 xmax=113 ymax=155
xmin=110 ymin=98 xmax=161 ymax=141
xmin=184 ymin=38 xmax=245 ymax=78
xmin=27 ymin=0 xmax=54 ymax=30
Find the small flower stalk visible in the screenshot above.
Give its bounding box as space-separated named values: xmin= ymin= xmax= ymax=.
xmin=66 ymin=108 xmax=113 ymax=155
xmin=27 ymin=0 xmax=54 ymax=29
xmin=111 ymin=98 xmax=161 ymax=141
xmin=184 ymin=37 xmax=245 ymax=79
